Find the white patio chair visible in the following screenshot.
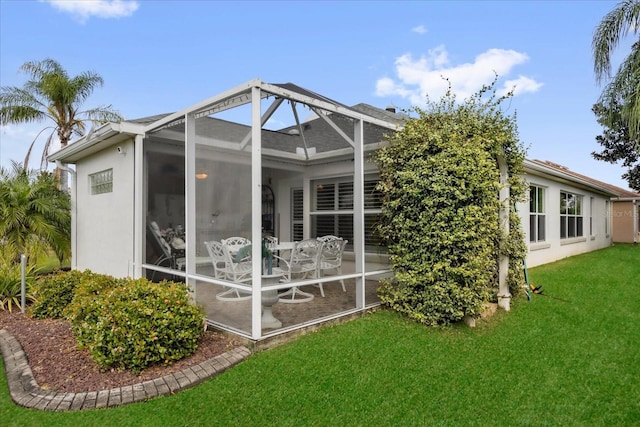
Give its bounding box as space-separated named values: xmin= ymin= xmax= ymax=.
xmin=221 ymin=236 xmax=251 ymax=258
xmin=204 ymin=240 xmax=252 ymax=301
xmin=203 ymin=241 xmax=226 ymax=279
xmin=316 ymin=238 xmax=348 ymax=296
xmin=317 ymin=235 xmax=340 ymax=243
xmin=274 ymin=238 xmax=324 ymax=303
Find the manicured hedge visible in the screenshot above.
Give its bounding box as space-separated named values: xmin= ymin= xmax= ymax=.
xmin=30 ymin=269 xmax=96 ymax=319
xmin=29 ymin=269 xmax=204 ymax=374
xmin=66 ymin=277 xmax=204 ymax=374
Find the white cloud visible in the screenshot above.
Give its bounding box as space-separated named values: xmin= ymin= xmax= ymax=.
xmin=375 ymin=46 xmax=543 ymax=106
xmin=498 ymin=76 xmax=544 ymax=97
xmin=42 ymin=0 xmax=139 ymax=23
xmin=412 ymin=25 xmax=427 ymax=34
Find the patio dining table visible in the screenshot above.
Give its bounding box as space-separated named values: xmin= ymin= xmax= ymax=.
xmin=272 ymin=241 xmax=295 ymax=251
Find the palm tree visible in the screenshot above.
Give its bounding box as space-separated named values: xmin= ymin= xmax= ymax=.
xmin=592 ymin=0 xmax=640 ymax=148
xmin=0 ymin=58 xmax=122 ymax=190
xmin=0 ymin=161 xmax=71 ymax=265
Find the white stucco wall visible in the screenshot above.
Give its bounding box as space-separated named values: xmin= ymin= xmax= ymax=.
xmin=73 ymin=139 xmax=135 ymax=277
xmin=518 ymin=173 xmax=612 ymax=268
xmin=68 ymin=138 xmax=615 ymax=277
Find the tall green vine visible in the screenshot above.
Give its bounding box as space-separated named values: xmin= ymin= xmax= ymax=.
xmin=375 ymin=79 xmax=527 ymax=326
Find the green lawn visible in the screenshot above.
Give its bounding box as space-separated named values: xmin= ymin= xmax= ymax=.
xmin=34 ymin=251 xmax=70 ymax=274
xmin=1 ymin=245 xmax=639 ymax=426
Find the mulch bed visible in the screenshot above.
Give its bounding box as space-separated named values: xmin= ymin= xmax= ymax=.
xmin=0 ymin=309 xmax=242 ymax=393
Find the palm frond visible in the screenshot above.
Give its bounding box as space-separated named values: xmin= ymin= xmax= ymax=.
xmin=593 ymin=0 xmax=640 ymax=82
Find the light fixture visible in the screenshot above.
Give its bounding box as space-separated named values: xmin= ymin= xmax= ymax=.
xmin=195 ymin=170 xmax=208 ymax=180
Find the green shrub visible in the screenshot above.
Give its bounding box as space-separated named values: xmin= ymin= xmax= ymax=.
xmin=506 ymin=210 xmax=527 ymax=297
xmin=0 ymin=263 xmax=36 ymax=312
xmin=61 ymin=271 xmax=123 ymax=325
xmin=30 ymin=269 xmax=96 ymax=318
xmin=375 ymin=79 xmax=527 ymax=325
xmin=67 ymin=277 xmax=204 ymax=374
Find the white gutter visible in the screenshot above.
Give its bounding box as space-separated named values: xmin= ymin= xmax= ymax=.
xmin=48 ymin=122 xmax=118 ymax=162
xmin=524 ymin=160 xmax=619 ymax=197
xmin=612 ymin=196 xmax=640 ymax=201
xmin=48 ymin=121 xmax=145 ymax=163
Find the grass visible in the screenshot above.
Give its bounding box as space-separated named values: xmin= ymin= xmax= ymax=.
xmin=34 ymin=251 xmax=70 ymax=275
xmin=1 ymin=244 xmax=639 ymax=426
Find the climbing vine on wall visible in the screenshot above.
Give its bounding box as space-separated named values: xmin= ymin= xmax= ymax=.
xmin=375 ymin=79 xmax=527 ymax=326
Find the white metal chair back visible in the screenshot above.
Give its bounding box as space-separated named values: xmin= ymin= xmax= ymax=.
xmin=203 ymin=241 xmax=227 ymax=279
xmin=317 ymin=238 xmax=348 ymax=295
xmin=321 ymin=238 xmax=347 ymax=266
xmin=204 ymin=240 xmax=252 ymax=301
xmin=273 ymin=238 xmax=324 ymax=303
xmin=221 ymin=237 xmax=251 ymax=260
xmin=291 ymin=238 xmax=323 ymax=272
xmin=221 ymin=243 xmax=252 ymax=283
xmin=317 ymin=235 xmax=340 ymax=243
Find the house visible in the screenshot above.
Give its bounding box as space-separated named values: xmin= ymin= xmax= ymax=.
xmin=48 ymin=79 xmax=629 ymax=340
xmin=526 ymin=160 xmax=639 ymax=246
xmin=518 ymin=160 xmax=624 ymax=268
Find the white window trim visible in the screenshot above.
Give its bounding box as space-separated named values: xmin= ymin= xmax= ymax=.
xmin=560 ymin=190 xmax=584 ymax=239
xmin=529 ymin=184 xmax=547 ymax=243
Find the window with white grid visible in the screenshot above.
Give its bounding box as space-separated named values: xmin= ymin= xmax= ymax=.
xmin=560 ymin=191 xmax=583 ymax=239
xmin=529 ymin=185 xmax=546 ymax=242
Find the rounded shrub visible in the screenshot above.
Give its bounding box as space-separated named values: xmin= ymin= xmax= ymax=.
xmin=66 ymin=277 xmax=204 ymax=374
xmin=30 ymin=269 xmax=97 ymax=319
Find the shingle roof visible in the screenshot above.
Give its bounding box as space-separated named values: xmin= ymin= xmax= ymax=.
xmin=126 ymin=113 xmax=173 ymax=125
xmin=531 ymin=159 xmax=640 ymax=198
xmin=268 ymin=103 xmax=404 ymax=154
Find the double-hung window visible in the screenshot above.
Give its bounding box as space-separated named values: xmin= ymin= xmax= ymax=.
xmin=560 ymin=191 xmax=583 ymax=238
xmin=529 ymin=185 xmax=546 ymax=242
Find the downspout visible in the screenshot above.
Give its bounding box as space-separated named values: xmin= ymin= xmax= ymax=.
xmin=56 ymin=160 xmax=77 ymax=270
xmin=497 ymin=154 xmax=511 ymax=311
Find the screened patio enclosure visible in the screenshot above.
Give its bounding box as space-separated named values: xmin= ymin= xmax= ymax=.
xmin=141 ymin=80 xmax=403 ymax=340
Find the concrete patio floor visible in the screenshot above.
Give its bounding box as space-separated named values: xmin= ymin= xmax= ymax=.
xmin=195 ymin=278 xmax=382 ymax=336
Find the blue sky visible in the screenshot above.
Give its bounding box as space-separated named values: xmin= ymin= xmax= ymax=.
xmin=0 ymin=0 xmax=635 ymax=190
